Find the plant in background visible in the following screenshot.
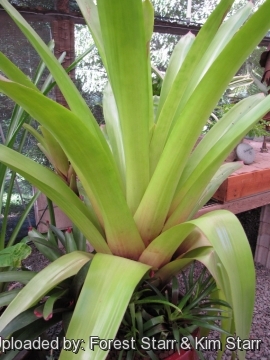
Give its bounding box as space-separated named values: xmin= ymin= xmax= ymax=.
xmin=204 ymin=73 xmax=270 ymax=138
xmin=203 ymin=75 xmax=253 ymax=134
xmin=245 ymin=119 xmax=269 ymax=138
xmin=0 ymin=0 xmax=270 ymax=359
xmin=26 ymin=222 xmax=89 ymax=262
xmin=117 ymin=263 xmax=231 ymax=359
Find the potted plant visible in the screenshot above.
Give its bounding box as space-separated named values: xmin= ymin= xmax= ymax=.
xmin=0 ymin=0 xmax=270 ymax=359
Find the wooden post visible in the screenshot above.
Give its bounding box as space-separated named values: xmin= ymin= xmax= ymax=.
xmin=255 ymin=205 xmax=270 ymax=268
xmin=52 ymin=0 xmax=75 ymax=107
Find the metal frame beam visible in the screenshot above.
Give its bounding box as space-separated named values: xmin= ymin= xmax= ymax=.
xmin=0 ymin=7 xmax=269 ymax=46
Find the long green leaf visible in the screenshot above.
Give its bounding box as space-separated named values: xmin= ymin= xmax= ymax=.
xmin=165 ymin=93 xmax=270 ymax=228
xmin=140 ymin=162 xmax=242 ymax=268
xmin=0 ymin=79 xmax=145 ymax=258
xmin=157 ymin=211 xmax=255 ymax=360
xmin=170 ymin=94 xmax=263 ymax=210
xmin=42 ymin=44 xmax=95 ymax=95
xmin=0 ymin=271 xmax=37 ymax=284
xmin=0 ymin=171 xmax=17 ymax=250
xmin=172 ymin=95 xmax=262 ymax=196
xmin=72 ymin=224 xmax=87 ymax=251
xmin=0 ymin=289 xmax=20 ymax=307
xmin=0 ymin=0 xmax=106 ymax=149
xmin=0 ymin=46 xmax=71 ymax=246
xmin=33 ymin=39 xmax=55 ymax=83
xmin=103 ymin=83 xmax=126 ymax=190
xmin=192 ymin=211 xmax=255 ymax=350
xmin=59 ymin=253 xmax=150 ymax=360
xmin=188 ymin=161 xmax=243 ymax=218
xmin=97 ymin=0 xmax=152 ymax=213
xmin=31 ymin=238 xmax=63 ymax=262
xmin=0 ymin=251 xmax=93 ymax=333
xmin=172 ymin=2 xmax=253 ymax=125
xmin=0 ymin=51 xmax=37 ymax=91
xmin=49 ymin=224 xmax=66 ymax=248
xmin=75 ymin=0 xmax=107 ymax=69
xmin=143 ymin=0 xmax=155 ymax=130
xmin=135 ymin=0 xmax=270 ymax=243
xmin=65 ymin=229 xmax=78 ymax=253
xmin=0 ymin=43 xmax=54 ymax=248
xmin=40 ymin=51 xmax=67 ymax=93
xmin=40 ymin=125 xmax=70 ymax=177
xmin=0 ymin=40 xmax=54 ymax=148
xmin=150 ymin=0 xmax=235 ymax=172
xmin=139 ymin=222 xmax=210 ymax=268
xmin=7 ymin=190 xmax=40 ymax=247
xmin=156 ymin=32 xmax=195 ymax=124
xmin=0 ymin=145 xmax=111 ymax=254
xmin=0 ymin=44 xmax=52 ymax=204
xmin=66 ymin=44 xmax=96 ymax=74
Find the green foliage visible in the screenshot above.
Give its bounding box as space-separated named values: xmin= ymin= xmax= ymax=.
xmin=25 ymin=222 xmax=89 ymax=262
xmin=246 ymin=120 xmax=270 ymax=138
xmin=118 ymin=263 xmax=231 ymax=359
xmin=0 ymin=243 xmax=31 ymax=267
xmin=208 ymin=101 xmax=269 ymax=139
xmin=0 ymin=38 xmax=97 ymax=334
xmin=0 ymin=1 xmax=269 ymax=359
xmin=152 ymin=74 xmax=163 ymax=96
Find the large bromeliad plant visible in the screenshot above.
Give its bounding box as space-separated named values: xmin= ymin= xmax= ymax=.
xmin=0 ymin=0 xmax=270 ymax=359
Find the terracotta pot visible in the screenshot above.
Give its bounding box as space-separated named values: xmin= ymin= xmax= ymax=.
xmin=107 ymin=347 xmax=198 ymax=360
xmin=165 ymin=348 xmax=198 ymax=360
xmin=263 ymin=111 xmax=270 ymax=121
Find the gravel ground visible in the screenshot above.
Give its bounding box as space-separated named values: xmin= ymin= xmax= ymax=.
xmin=202 ymin=262 xmax=270 ymax=360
